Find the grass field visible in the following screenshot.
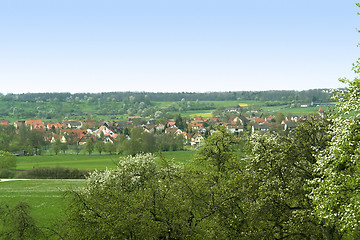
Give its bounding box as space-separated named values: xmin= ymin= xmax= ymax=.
xmin=16 ymin=151 xmax=196 ymax=170
xmin=261 ymin=105 xmax=331 ymax=115
xmin=0 ymin=179 xmax=85 ymax=229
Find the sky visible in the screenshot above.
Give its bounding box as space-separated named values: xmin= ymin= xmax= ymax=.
xmin=0 ymin=0 xmax=359 ymax=94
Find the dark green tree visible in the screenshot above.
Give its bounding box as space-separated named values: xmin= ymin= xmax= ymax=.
xmin=53 ymin=139 xmax=61 ymax=155
xmin=60 ymin=142 xmax=68 ymax=154
xmin=94 ymin=141 xmax=105 ymax=155
xmin=0 ymin=201 xmax=44 ymax=240
xmin=84 ymin=140 xmax=94 ymax=155
xmin=105 ymin=142 xmax=116 ymax=155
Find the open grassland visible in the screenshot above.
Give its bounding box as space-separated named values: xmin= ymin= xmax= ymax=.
xmin=16 ymin=154 xmax=119 ymax=170
xmin=170 ymin=110 xmax=213 ymax=118
xmin=262 ymin=105 xmax=332 ymax=115
xmin=0 ymin=179 xmax=85 ymax=228
xmin=16 ymin=151 xmax=196 ymax=170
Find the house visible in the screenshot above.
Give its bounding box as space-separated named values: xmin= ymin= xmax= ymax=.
xmin=63 ymin=120 xmax=83 ymax=129
xmin=183 ymin=132 xmax=194 ymax=144
xmin=229 ymin=116 xmax=249 ymax=125
xmin=165 ymin=127 xmax=182 ymax=135
xmin=208 ymin=118 xmax=220 ymax=123
xmin=252 ymin=124 xmax=269 ymax=132
xmin=192 ymin=118 xmax=204 ymax=123
xmin=188 ymin=123 xmax=203 ymax=130
xmin=60 ymin=129 xmax=87 ymax=144
xmin=227 ymin=125 xmax=244 ymax=134
xmin=104 ymin=136 xmax=115 ymax=143
xmin=46 ymin=122 xmax=62 ymax=131
xmin=284 ymin=121 xmax=297 ymax=131
xmin=166 ymin=121 xmax=176 ymax=128
xmin=127 ymin=116 xmax=142 ymax=121
xmin=49 ymin=134 xmax=67 ymax=144
xmin=191 ymin=133 xmax=205 ymax=147
xmin=265 ymin=115 xmax=275 ymax=122
xmin=78 ymin=135 xmax=97 ymax=145
xmin=26 ymin=120 xmax=45 ymax=130
xmin=94 ymin=125 xmax=115 ymax=138
xmin=14 ymin=121 xmax=25 ymax=128
xmin=252 ymin=117 xmax=266 ymax=124
xmin=155 ymin=124 xmax=165 ymax=132
xmin=0 ymin=120 xmax=9 ymax=126
xmin=198 ymin=127 xmax=207 ymax=134
xmin=81 ymin=120 xmax=98 ymax=128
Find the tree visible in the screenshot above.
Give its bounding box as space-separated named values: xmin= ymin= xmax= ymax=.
xmin=94 ymin=141 xmax=105 ymax=155
xmin=0 ymin=151 xmax=16 ymax=169
xmin=73 ymin=144 xmax=82 ymax=155
xmin=60 ymin=142 xmax=68 ymax=154
xmin=244 ymin=118 xmax=334 ymax=239
xmin=53 ymin=139 xmax=61 ymax=155
xmin=28 ymin=130 xmax=45 ymax=155
xmin=61 ymin=154 xmax=203 ymax=239
xmin=84 ymin=140 xmax=94 ymax=155
xmin=309 ymin=76 xmax=360 ymax=235
xmin=189 ymin=125 xmax=247 ymax=238
xmin=194 ymin=125 xmax=237 ymax=172
xmin=275 ymin=112 xmax=285 ymax=123
xmin=308 ymin=5 xmax=360 ymax=235
xmin=175 ymin=114 xmax=187 ymax=131
xmin=121 ymin=127 xmax=156 ymax=155
xmin=0 ymin=201 xmax=44 ymax=239
xmin=105 ymin=142 xmax=116 ymax=155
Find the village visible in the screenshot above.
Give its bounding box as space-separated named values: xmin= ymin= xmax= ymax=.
xmin=0 ymin=106 xmax=325 ymax=155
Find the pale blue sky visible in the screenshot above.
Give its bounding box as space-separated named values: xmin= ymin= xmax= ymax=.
xmin=0 ymin=0 xmax=359 ymax=93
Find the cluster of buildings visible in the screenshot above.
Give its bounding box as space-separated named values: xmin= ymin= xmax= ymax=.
xmin=0 ymin=107 xmax=325 ymax=149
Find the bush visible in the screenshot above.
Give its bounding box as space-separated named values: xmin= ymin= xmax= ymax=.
xmin=0 ymin=151 xmax=16 ymax=169
xmin=17 ymin=167 xmax=88 ymax=179
xmin=0 ymin=169 xmax=15 ymax=178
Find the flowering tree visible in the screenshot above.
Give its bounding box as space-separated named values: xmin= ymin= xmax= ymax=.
xmin=309 ymin=74 xmax=360 ymax=234
xmin=244 ymin=117 xmax=333 ymax=239
xmin=61 ymin=154 xmax=203 ymax=239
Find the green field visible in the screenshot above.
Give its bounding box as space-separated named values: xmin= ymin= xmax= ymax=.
xmin=0 ymin=179 xmax=85 ymax=229
xmin=261 ymin=105 xmax=331 ymax=115
xmin=16 ymin=151 xmax=196 ymax=170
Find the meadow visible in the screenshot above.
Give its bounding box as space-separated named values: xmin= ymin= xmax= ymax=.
xmin=16 ymin=151 xmax=196 ymax=170
xmin=0 ymin=179 xmax=85 ymax=230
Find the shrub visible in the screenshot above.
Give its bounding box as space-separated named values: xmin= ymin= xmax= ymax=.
xmin=17 ymin=167 xmax=88 ymax=179
xmin=0 ymin=169 xmax=15 ymax=178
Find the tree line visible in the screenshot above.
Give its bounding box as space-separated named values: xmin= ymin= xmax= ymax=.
xmin=1 ymin=89 xmax=331 ymax=103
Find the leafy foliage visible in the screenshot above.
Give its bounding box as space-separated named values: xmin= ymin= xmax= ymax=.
xmin=309 ymin=75 xmax=360 ymax=233
xmin=0 ymin=202 xmax=44 ymax=240
xmin=0 ymin=151 xmax=16 ymax=169
xmin=61 ymin=154 xmax=204 ymax=239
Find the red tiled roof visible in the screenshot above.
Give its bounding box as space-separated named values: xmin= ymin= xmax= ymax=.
xmin=0 ymin=120 xmax=9 ymax=126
